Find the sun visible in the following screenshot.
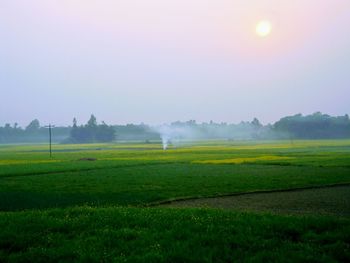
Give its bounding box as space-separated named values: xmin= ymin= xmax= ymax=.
xmin=256 ymin=20 xmax=272 ymax=37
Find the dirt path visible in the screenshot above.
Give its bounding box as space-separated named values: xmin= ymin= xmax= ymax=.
xmin=160 ymin=185 xmax=350 ymax=217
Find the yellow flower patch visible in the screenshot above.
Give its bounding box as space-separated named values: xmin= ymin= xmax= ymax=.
xmin=193 ymin=156 xmax=294 ymax=165
xmin=0 ymin=160 xmax=61 ymax=166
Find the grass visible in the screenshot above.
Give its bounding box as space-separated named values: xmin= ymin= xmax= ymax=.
xmin=0 ymin=140 xmax=350 ymax=262
xmin=1 ymin=164 xmax=350 ymax=211
xmin=0 ymin=207 xmax=349 ymax=263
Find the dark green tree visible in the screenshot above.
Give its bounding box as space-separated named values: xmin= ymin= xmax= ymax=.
xmin=25 ymin=119 xmax=40 ymax=132
xmin=87 ymin=115 xmax=97 ymax=127
xmin=68 ymin=115 xmax=115 ymax=143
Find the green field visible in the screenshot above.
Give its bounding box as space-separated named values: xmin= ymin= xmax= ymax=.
xmin=1 ymin=140 xmax=350 ymax=262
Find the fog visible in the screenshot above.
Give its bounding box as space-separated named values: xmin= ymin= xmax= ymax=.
xmin=154 ymin=121 xmax=266 ymax=150
xmin=1 ymin=1 xmax=350 ymax=127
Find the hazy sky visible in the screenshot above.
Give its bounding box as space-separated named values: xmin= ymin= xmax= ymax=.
xmin=1 ymin=0 xmax=350 ymax=126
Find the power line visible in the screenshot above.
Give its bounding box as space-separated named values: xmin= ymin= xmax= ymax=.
xmin=44 ymin=124 xmax=55 ymax=157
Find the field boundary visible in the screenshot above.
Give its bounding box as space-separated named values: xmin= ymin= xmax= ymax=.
xmin=147 ymin=182 xmax=350 ymax=207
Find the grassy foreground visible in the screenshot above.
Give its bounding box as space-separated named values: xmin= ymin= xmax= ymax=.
xmin=1 ymin=207 xmax=349 ymax=263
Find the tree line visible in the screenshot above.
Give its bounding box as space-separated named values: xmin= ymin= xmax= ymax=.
xmin=1 ymin=112 xmax=349 ymax=143
xmin=273 ymin=112 xmax=350 ymax=139
xmin=0 ymin=119 xmax=69 ymax=143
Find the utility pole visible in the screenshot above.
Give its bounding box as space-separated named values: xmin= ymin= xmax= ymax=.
xmin=44 ymin=124 xmax=55 ymax=157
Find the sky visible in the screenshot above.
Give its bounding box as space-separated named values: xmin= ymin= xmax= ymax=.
xmin=1 ymin=0 xmax=350 ymax=126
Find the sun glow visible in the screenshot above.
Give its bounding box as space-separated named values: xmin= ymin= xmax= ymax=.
xmin=256 ymin=20 xmax=272 ymax=37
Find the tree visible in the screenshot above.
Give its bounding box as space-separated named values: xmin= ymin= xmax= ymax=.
xmin=25 ymin=119 xmax=40 ymax=132
xmin=87 ymin=114 xmax=97 ymax=127
xmin=70 ymin=118 xmax=80 ymax=142
xmin=251 ymin=118 xmax=262 ymax=128
xmin=96 ymin=122 xmax=116 ymax=142
xmin=73 ymin=118 xmax=77 ymax=128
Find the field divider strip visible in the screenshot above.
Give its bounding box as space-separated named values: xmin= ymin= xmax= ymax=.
xmin=146 ymin=182 xmax=350 ymax=207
